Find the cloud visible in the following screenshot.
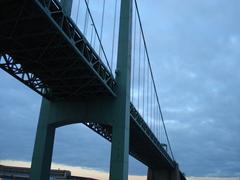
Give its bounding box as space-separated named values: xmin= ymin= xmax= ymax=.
xmin=1 ymin=0 xmax=240 ymax=177
xmin=134 ymin=0 xmax=240 ymax=177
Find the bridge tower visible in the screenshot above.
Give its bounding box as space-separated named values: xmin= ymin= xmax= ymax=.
xmin=30 ymin=0 xmax=132 ymax=180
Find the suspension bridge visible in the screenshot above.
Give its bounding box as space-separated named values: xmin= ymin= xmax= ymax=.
xmin=0 ymin=0 xmax=187 ymax=179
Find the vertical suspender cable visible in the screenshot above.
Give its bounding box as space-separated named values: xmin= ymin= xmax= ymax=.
xmin=84 ymin=0 xmax=113 ymax=74
xmin=153 ymin=89 xmax=155 ymax=134
xmin=137 ymin=31 xmax=141 ymax=109
xmin=156 ymin=94 xmax=158 ymax=135
xmin=90 ymin=24 xmax=94 ymax=44
xmin=111 ymin=0 xmax=118 ymax=70
xmin=158 ymin=102 xmax=160 ymax=140
xmin=99 ymin=0 xmax=106 ymax=57
xmin=93 ymin=32 xmax=96 ymax=49
xmin=84 ymin=0 xmax=90 ymax=35
xmin=131 ymin=8 xmax=137 ymax=102
xmin=157 ymin=110 xmax=159 ymax=141
xmin=155 ymin=92 xmax=157 ymax=135
xmin=154 ymin=91 xmax=156 ymax=134
xmin=142 ymin=50 xmax=146 ymax=118
xmin=76 ymin=0 xmax=81 ymax=25
xmin=134 ymin=0 xmax=174 ymax=160
xmin=147 ymin=64 xmax=149 ymax=125
xmin=150 ymin=78 xmax=153 ymax=129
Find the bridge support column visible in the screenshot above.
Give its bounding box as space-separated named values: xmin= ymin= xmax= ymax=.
xmin=30 ymin=98 xmax=56 ymax=180
xmin=109 ymin=0 xmax=132 ymax=179
xmin=110 ymin=118 xmax=130 ymax=180
xmin=147 ymin=166 xmax=180 ymax=180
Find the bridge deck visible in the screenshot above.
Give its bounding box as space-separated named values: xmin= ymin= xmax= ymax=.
xmin=0 ymin=0 xmax=185 ymax=176
xmin=0 ymin=0 xmax=116 ymax=100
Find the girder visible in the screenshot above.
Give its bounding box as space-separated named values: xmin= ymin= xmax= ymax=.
xmin=0 ymin=54 xmax=49 ymax=96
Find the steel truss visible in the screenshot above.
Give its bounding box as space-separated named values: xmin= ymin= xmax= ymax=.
xmin=0 ymin=0 xmax=116 ymax=100
xmin=35 ymin=0 xmax=117 ymax=94
xmin=0 ymin=54 xmax=50 ymax=96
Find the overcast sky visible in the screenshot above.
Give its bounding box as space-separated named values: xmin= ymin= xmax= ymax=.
xmin=0 ymin=0 xmax=240 ymax=177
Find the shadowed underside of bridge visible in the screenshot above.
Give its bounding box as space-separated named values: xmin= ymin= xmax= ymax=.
xmin=0 ymin=0 xmax=116 ymax=100
xmin=0 ymin=0 xmax=185 ymax=179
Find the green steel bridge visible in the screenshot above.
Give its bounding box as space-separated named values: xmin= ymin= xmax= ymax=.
xmin=0 ymin=0 xmax=187 ymax=180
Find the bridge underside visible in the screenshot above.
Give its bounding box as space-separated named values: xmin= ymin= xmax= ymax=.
xmin=0 ymin=0 xmax=116 ymax=101
xmin=0 ymin=0 xmax=185 ymax=179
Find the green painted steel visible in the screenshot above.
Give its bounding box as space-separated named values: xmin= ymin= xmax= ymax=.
xmin=30 ymin=1 xmax=74 ymax=180
xmin=0 ymin=0 xmax=117 ymax=99
xmin=0 ymin=0 xmax=187 ymax=180
xmin=109 ymin=0 xmax=133 ymax=179
xmin=30 ymin=0 xmax=133 ymax=179
xmin=30 ymin=99 xmax=56 ymax=180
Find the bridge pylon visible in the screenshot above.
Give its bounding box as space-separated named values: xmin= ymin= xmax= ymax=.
xmin=109 ymin=0 xmax=132 ymax=179
xmin=30 ymin=0 xmax=132 ymax=180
